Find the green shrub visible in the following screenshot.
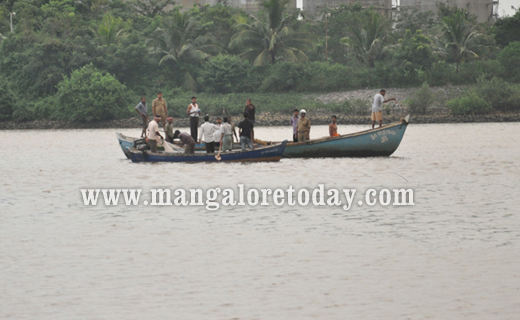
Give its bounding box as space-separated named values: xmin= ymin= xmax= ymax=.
xmin=428 ymin=61 xmax=457 ymax=86
xmin=498 ymin=41 xmax=520 ymax=83
xmin=405 ymin=83 xmax=435 ymax=114
xmin=199 ymin=55 xmax=254 ymax=93
xmin=0 ymin=77 xmax=15 ymax=121
xmin=446 ymin=91 xmax=492 ymax=115
xmin=474 ymin=76 xmax=517 ymax=110
xmin=259 ymin=63 xmax=306 ymax=92
xmin=53 ymin=64 xmax=131 ymax=122
xmin=457 ymin=60 xmax=504 ymax=84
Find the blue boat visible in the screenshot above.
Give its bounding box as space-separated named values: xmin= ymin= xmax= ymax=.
xmin=258 ymin=115 xmax=410 ymax=158
xmin=128 ymin=141 xmax=287 ymax=163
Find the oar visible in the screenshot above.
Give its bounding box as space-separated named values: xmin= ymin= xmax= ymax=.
xmin=215 ymin=141 xmax=222 ymax=161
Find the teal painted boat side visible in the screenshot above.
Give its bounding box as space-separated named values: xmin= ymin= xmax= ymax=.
xmin=283 ymin=120 xmax=408 ymax=158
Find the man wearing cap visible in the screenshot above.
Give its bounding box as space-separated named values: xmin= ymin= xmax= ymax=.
xmin=187 ymin=96 xmax=201 ymax=140
xmin=329 ymin=115 xmax=339 ymax=137
xmin=152 ymin=92 xmax=168 ymax=128
xmin=297 ymin=109 xmax=311 ymax=142
xmin=198 ymin=115 xmax=216 ymax=154
xmin=290 ymin=109 xmax=299 ymax=142
xmin=165 ymin=117 xmax=175 ymax=143
xmin=135 ymin=96 xmax=148 ymax=138
xmin=147 ymin=115 xmax=164 ymax=153
xmin=173 ymin=130 xmax=196 ymax=154
xmin=372 ymin=89 xmax=396 ymax=129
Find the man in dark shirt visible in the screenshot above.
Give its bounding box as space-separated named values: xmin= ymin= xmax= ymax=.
xmin=238 ymin=111 xmax=255 ymax=151
xmin=244 ymin=99 xmax=256 ymax=123
xmin=173 ymin=130 xmax=196 ymax=154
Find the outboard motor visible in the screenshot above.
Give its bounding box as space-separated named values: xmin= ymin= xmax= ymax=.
xmin=133 ymin=138 xmax=149 ymax=151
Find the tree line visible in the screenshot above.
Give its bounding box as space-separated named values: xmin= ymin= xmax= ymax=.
xmin=0 ymin=0 xmax=519 ymax=122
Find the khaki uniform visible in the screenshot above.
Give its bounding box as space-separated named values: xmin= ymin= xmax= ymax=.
xmin=152 ymin=98 xmax=168 ymax=120
xmin=297 ymin=117 xmax=311 ymax=142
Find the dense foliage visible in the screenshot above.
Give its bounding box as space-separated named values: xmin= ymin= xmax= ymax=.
xmin=0 ymin=0 xmax=519 ymax=121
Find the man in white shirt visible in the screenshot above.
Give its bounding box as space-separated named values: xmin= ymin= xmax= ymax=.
xmin=187 ymin=96 xmax=201 ymax=140
xmin=147 ymin=115 xmax=164 ymax=153
xmin=198 ymin=115 xmax=216 ymax=153
xmin=372 ymin=89 xmax=396 ymax=129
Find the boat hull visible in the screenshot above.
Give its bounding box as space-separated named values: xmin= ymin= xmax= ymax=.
xmin=129 ymin=141 xmax=287 ymax=163
xmin=282 ymin=119 xmax=409 ymax=158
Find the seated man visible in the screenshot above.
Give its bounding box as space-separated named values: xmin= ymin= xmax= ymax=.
xmin=173 ymin=130 xmax=196 ymax=154
xmin=329 ymin=115 xmax=339 ymax=137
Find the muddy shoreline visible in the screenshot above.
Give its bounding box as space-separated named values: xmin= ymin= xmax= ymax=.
xmin=1 ymin=112 xmax=520 ymax=130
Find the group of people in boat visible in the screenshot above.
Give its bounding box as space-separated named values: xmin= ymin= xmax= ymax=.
xmin=134 ymin=89 xmax=396 ymax=154
xmin=135 ymin=93 xmax=256 ymax=154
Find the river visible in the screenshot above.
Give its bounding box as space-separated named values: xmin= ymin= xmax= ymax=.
xmin=1 ymin=123 xmax=519 ymax=319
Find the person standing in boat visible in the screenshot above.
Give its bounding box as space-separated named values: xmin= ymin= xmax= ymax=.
xmin=290 ymin=109 xmax=299 ymax=142
xmin=198 ymin=115 xmax=216 ymax=154
xmin=213 ymin=117 xmax=222 ymax=150
xmin=165 ymin=117 xmax=175 ymax=143
xmin=187 ymin=97 xmax=201 ymax=140
xmin=297 ymin=109 xmax=311 ymax=142
xmin=329 ymin=115 xmax=339 ymax=137
xmin=220 ymin=117 xmax=233 ymax=152
xmin=244 ymin=99 xmax=256 ymax=124
xmin=173 ymin=130 xmax=196 ymax=154
xmin=135 ymin=96 xmax=148 ymax=138
xmin=371 ymin=89 xmax=396 ymax=129
xmin=147 ymin=115 xmax=164 ymax=153
xmin=238 ymin=111 xmax=255 ymax=151
xmin=152 ymin=92 xmax=168 ymax=129
xmin=228 ymin=116 xmax=239 ymax=143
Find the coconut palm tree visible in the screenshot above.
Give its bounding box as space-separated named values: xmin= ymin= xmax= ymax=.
xmin=147 ymin=9 xmax=220 ymax=89
xmin=441 ymin=9 xmax=479 ymax=72
xmin=341 ymin=11 xmax=389 ymax=68
xmin=229 ymin=0 xmax=317 ymax=66
xmin=97 ymin=13 xmax=126 ymax=47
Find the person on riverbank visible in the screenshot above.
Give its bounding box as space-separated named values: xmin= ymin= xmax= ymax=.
xmin=290 ymin=109 xmax=299 ymax=142
xmin=147 ymin=115 xmax=164 ymax=153
xmin=244 ymin=99 xmax=256 ymax=123
xmin=187 ymin=97 xmax=201 ymax=140
xmin=199 ymin=115 xmax=216 ymax=154
xmin=329 ymin=115 xmax=339 ymax=137
xmin=152 ymin=92 xmax=168 ymax=128
xmin=297 ymin=109 xmax=311 ymax=142
xmin=165 ymin=117 xmax=175 ymax=143
xmin=372 ymin=89 xmax=396 ymax=129
xmin=238 ymin=111 xmax=255 ymax=151
xmin=220 ymin=117 xmax=233 ymax=152
xmin=173 ymin=130 xmax=196 ymax=154
xmin=135 ymin=97 xmax=148 ymax=138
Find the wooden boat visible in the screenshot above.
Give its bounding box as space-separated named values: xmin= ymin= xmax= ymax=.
xmin=257 ymin=115 xmax=410 ymax=158
xmin=128 ymin=141 xmax=287 ymax=163
xmin=116 ymin=132 xmax=258 ymax=159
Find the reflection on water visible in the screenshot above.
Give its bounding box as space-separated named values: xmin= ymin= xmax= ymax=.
xmin=1 ymin=123 xmax=520 ymax=319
